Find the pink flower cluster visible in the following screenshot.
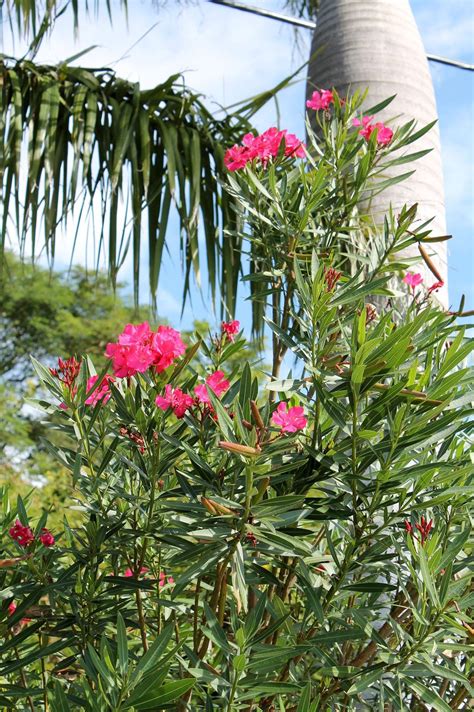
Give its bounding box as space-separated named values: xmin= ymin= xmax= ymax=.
xmin=124 ymin=566 xmax=148 ymax=578
xmin=353 ymin=116 xmax=393 ymax=146
xmin=224 ymin=127 xmax=305 ymax=172
xmin=271 ymin=402 xmax=307 ymax=434
xmin=306 ymin=89 xmax=334 ymax=111
xmin=195 ymin=371 xmax=230 ymax=404
xmin=156 ymin=385 xmax=194 ymax=419
xmin=123 ymin=567 xmax=174 ymax=586
xmin=221 ymin=320 xmax=240 ymax=342
xmin=9 ymin=521 xmax=34 ymax=548
xmin=85 ymin=374 xmax=115 ymax=406
xmin=156 ymin=370 xmax=231 ymax=418
xmin=158 ymin=571 xmax=174 ymax=587
xmin=39 ymin=529 xmax=55 ymax=547
xmin=9 ymin=521 xmax=55 ymax=548
xmin=403 ymin=273 xmax=445 ymax=296
xmin=105 ymin=322 xmax=186 ymax=378
xmin=324 ymin=266 xmax=342 ymax=291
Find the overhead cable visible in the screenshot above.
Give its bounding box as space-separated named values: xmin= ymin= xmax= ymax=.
xmin=209 ymin=0 xmax=474 ymax=71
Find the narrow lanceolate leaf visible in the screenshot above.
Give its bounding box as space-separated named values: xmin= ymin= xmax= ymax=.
xmin=402 ymin=679 xmax=452 ymax=712
xmin=116 ymin=613 xmax=128 ymax=676
xmin=125 ymin=679 xmax=195 ymax=709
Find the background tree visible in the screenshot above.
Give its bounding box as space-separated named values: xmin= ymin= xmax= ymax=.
xmin=0 ymin=253 xmax=152 ymax=527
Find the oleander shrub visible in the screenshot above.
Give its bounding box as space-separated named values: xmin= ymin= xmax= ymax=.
xmin=1 ymin=91 xmax=473 ymax=711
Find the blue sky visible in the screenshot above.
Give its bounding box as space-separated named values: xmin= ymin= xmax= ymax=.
xmin=3 ymin=0 xmax=473 ymax=327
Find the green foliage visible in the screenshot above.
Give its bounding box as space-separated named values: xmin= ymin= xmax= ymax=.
xmin=0 ymin=254 xmax=151 ymax=528
xmin=226 ymin=90 xmax=448 ymax=342
xmin=0 ymin=94 xmax=473 ymax=710
xmin=0 ymin=254 xmax=150 ymax=378
xmin=0 ymin=255 xmax=264 ymax=531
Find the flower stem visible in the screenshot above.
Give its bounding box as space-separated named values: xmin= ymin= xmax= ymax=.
xmin=135 ymin=589 xmax=148 ymax=653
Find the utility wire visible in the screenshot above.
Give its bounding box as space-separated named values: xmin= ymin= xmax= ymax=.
xmin=209 ymin=0 xmax=474 ymax=71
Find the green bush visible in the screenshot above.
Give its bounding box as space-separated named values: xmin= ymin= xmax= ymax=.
xmin=0 ymin=91 xmax=472 ymax=711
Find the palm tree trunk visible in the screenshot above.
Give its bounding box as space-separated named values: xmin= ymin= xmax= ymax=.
xmin=307 ymin=0 xmax=448 ymax=306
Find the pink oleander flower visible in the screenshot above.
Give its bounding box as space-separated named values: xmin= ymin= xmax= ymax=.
xmin=7 ymin=601 xmax=31 ymax=623
xmin=283 ymin=131 xmax=306 ymax=158
xmin=105 ymin=342 xmax=150 ymax=378
xmin=124 ymin=567 xmax=149 ymax=578
xmin=105 ymin=323 xmax=186 ymax=378
xmin=428 ymin=280 xmax=444 ymax=294
xmin=221 ymin=320 xmax=240 ymax=342
xmin=224 ymin=127 xmax=305 ymax=172
xmin=159 ymin=571 xmax=174 ymax=587
xmin=306 ymin=89 xmax=334 ymax=111
xmin=9 ymin=521 xmax=35 ymax=548
xmin=156 ymin=385 xmax=194 ymax=418
xmin=271 ymin=402 xmax=307 ymax=434
xmin=403 ymin=272 xmax=423 ymax=289
xmin=353 ymin=116 xmax=393 ymax=145
xmin=375 ymin=123 xmax=394 ymax=146
xmin=151 ymin=326 xmax=186 ymax=373
xmin=118 ymin=321 xmax=152 ymax=347
xmin=195 ymin=371 xmax=230 ymax=404
xmin=224 ymin=145 xmax=250 ymax=171
xmin=353 ymin=115 xmax=374 ymax=139
xmin=39 ymin=528 xmax=55 ymax=547
xmin=85 ymin=374 xmax=115 ymax=406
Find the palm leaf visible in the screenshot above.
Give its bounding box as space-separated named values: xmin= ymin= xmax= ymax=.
xmin=3 ymin=0 xmax=129 ymax=38
xmin=0 ymin=59 xmax=285 ymax=316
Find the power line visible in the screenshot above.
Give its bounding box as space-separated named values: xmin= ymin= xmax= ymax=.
xmin=209 ymin=0 xmax=474 ymax=72
xmin=210 ymin=0 xmax=315 ymax=29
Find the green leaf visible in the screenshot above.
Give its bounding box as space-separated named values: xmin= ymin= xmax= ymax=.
xmin=342 ymin=583 xmax=397 ymax=593
xmin=86 ymin=644 xmax=114 ymax=687
xmin=49 ymin=682 xmax=71 ymax=712
xmin=131 ymin=625 xmax=174 ymax=685
xmin=311 ymin=628 xmax=365 ymax=644
xmin=130 ymin=679 xmax=195 ymax=709
xmin=364 ymin=95 xmax=396 ymax=115
xmin=402 ymin=678 xmax=451 ymax=712
xmin=233 ymin=654 xmax=247 ymax=673
xmin=347 ymin=668 xmax=382 ymax=695
xmin=202 ymin=602 xmax=234 ymax=655
xmin=116 ymin=613 xmax=128 ymax=677
xmin=418 ymin=546 xmax=440 ymax=609
xmin=297 ymin=682 xmax=317 ymax=711
xmin=1 ymin=638 xmax=75 ymax=676
xmin=232 ymin=542 xmax=248 ymax=614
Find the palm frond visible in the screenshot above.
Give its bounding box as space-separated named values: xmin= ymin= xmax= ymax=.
xmin=0 ymin=59 xmax=276 ymax=315
xmin=283 ymin=0 xmax=319 ymax=21
xmin=2 ymin=0 xmax=129 ymax=38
